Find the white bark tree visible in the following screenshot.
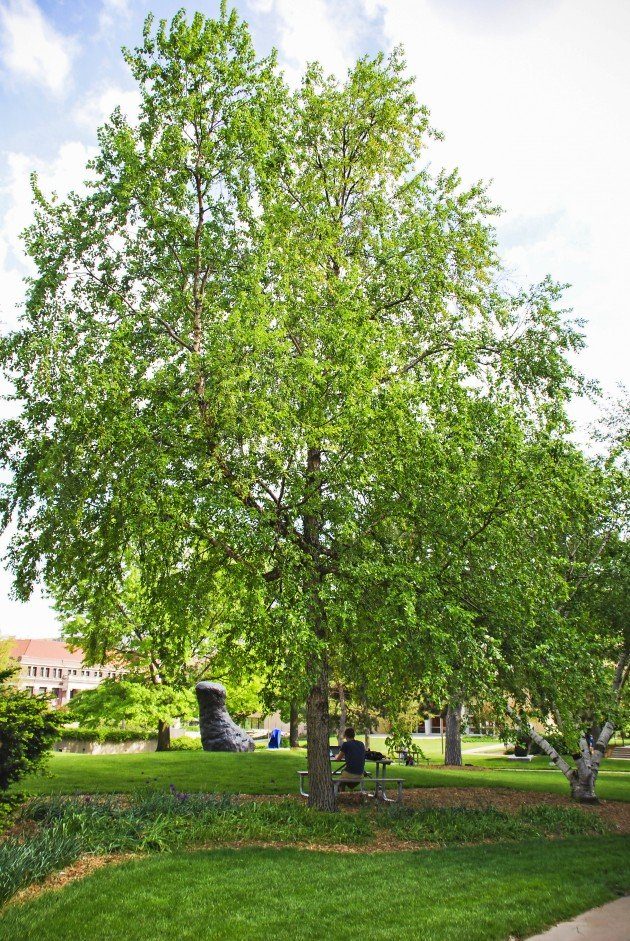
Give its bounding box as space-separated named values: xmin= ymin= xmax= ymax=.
xmin=508 ymin=648 xmax=628 ymax=803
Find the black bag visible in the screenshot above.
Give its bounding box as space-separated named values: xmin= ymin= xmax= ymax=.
xmin=364 ymin=749 xmax=385 ymax=761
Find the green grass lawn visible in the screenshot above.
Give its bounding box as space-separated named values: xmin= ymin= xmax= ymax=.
xmin=366 ymin=735 xmax=630 ymax=771
xmin=1 ymin=838 xmax=628 ymax=941
xmin=17 ymin=750 xmax=630 ymax=801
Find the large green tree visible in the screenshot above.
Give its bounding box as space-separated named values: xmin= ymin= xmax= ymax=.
xmin=0 ymin=8 xmax=585 ymax=809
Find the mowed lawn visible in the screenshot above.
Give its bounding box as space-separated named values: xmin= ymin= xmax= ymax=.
xmin=1 ymin=839 xmax=628 ymax=941
xmin=17 ymin=750 xmax=630 ymax=801
xmin=366 ymin=736 xmax=630 ymax=772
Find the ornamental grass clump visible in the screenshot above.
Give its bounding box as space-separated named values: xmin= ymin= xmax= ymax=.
xmin=518 ymin=804 xmax=609 ymax=837
xmin=200 ymin=800 xmax=373 ymax=845
xmin=19 ymin=791 xmax=372 ymax=851
xmin=380 ymin=803 xmax=611 ymax=845
xmin=1 ymin=793 xmax=613 ymax=908
xmin=0 ymin=828 xmax=81 ymax=905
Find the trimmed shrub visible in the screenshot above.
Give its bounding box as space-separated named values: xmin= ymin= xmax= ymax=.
xmin=169 ymin=737 xmax=202 ymax=751
xmin=59 ymin=727 xmax=153 ymax=743
xmin=0 ymin=669 xmax=61 ymax=790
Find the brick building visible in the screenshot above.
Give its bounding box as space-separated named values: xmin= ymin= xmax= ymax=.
xmin=8 ymin=637 xmax=125 ymax=707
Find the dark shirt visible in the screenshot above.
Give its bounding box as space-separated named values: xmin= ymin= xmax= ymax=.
xmin=340 ymin=739 xmax=366 ymax=775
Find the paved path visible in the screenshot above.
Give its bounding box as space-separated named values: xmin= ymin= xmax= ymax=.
xmin=526 ymin=896 xmax=630 ymax=940
xmin=461 ymin=743 xmax=506 ymax=755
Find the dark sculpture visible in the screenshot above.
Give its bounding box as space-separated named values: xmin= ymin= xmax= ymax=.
xmin=195 ymin=681 xmax=255 ymax=752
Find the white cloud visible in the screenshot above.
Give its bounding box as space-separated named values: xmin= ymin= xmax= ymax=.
xmin=248 ymin=0 xmax=360 ymax=85
xmin=0 ymin=0 xmax=75 ymax=95
xmin=74 ymin=85 xmax=141 ymax=130
xmin=99 ymin=0 xmax=132 ymax=34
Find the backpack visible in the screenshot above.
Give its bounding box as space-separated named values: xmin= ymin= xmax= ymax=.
xmin=364 ymin=749 xmax=385 ymax=762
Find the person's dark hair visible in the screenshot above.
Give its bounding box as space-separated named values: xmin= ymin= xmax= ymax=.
xmin=345 ymin=727 xmax=355 ymax=739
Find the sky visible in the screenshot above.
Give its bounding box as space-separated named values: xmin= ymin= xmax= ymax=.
xmin=0 ymin=0 xmax=628 ymax=639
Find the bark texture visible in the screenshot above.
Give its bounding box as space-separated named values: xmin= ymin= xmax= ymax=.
xmin=302 ymin=446 xmax=336 ymax=811
xmin=444 ymin=702 xmax=463 ymax=766
xmin=156 ymin=719 xmax=171 ymax=752
xmin=306 ymin=666 xmax=336 ymax=811
xmin=289 ymin=701 xmax=300 ymax=748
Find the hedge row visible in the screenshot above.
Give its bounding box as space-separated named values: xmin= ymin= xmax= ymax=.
xmin=59 ymin=727 xmax=155 ymax=743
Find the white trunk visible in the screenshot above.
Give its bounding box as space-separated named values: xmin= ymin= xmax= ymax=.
xmin=506 ymin=706 xmax=614 ymax=804
xmin=592 ymin=720 xmax=615 ymax=773
xmin=506 ymin=649 xmax=627 ymax=803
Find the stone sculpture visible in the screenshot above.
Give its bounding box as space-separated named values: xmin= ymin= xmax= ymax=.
xmin=195 ymin=681 xmax=255 ymax=752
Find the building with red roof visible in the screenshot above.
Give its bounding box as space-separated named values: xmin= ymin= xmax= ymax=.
xmin=7 ymin=637 xmax=125 ymax=707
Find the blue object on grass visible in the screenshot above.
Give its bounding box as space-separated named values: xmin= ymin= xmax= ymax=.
xmin=268 ymin=728 xmax=282 ymax=749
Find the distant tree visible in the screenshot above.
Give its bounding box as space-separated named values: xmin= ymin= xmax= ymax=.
xmin=0 ymin=668 xmax=61 ymax=790
xmin=64 ymin=677 xmax=196 ymax=738
xmin=221 ymin=674 xmax=265 ymax=724
xmin=60 ymin=564 xmax=253 ymax=749
xmin=0 ymin=637 xmax=15 ymax=673
xmin=504 ymin=410 xmax=629 ymax=802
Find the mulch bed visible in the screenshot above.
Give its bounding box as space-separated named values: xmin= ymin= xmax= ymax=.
xmin=399 ymin=787 xmax=630 ymax=833
xmin=236 ymin=785 xmax=630 ymax=832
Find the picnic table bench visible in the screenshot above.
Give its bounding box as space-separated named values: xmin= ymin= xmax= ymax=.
xmin=297 ymin=770 xmax=404 ymax=803
xmin=390 ymin=746 xmax=429 ymax=766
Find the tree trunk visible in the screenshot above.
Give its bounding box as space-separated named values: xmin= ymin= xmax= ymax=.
xmin=306 ymin=664 xmax=336 ymax=811
xmin=570 ymin=762 xmax=598 ymax=802
xmin=364 ymin=724 xmax=371 ymax=750
xmin=289 ymin=701 xmax=300 ymax=748
xmin=444 ymin=702 xmax=463 ymax=766
xmin=156 ymin=719 xmax=171 ymax=751
xmin=337 ymin=684 xmax=347 ymax=748
xmin=508 ymin=708 xmax=616 ymax=804
xmin=302 ymin=446 xmax=336 ymax=811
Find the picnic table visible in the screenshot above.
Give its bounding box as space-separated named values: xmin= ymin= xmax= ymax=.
xmin=331 ymin=755 xmax=392 ymax=778
xmin=298 ymin=752 xmax=403 ymax=802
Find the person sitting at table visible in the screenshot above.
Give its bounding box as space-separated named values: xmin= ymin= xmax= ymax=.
xmin=334 ymin=727 xmax=366 ymax=790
